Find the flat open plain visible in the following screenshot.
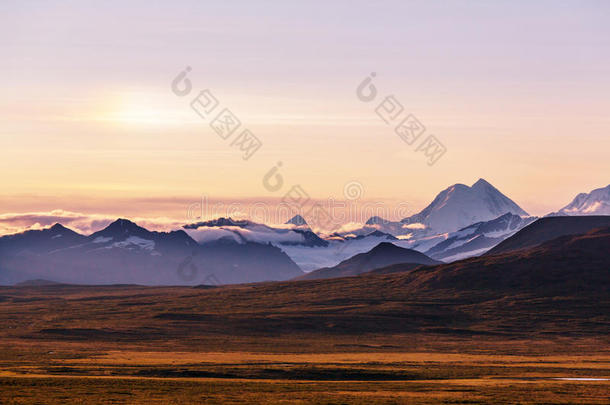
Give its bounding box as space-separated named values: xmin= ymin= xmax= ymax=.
xmin=0 ymin=280 xmax=608 ymax=404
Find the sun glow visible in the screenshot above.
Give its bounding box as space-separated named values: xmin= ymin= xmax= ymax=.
xmin=100 ymin=91 xmax=189 ymax=126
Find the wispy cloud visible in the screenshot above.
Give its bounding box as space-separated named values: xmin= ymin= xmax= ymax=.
xmin=0 ymin=210 xmax=185 ymax=236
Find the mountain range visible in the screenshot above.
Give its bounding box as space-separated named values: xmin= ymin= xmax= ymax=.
xmin=334 ymin=178 xmax=531 ymax=253
xmin=1 ymin=179 xmax=609 ymax=286
xmin=0 ymin=219 xmax=302 ymax=286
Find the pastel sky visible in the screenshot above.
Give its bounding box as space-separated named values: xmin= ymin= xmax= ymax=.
xmin=1 ymin=0 xmax=609 ymax=233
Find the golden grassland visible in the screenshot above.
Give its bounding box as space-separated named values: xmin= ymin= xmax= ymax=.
xmin=1 ymin=345 xmax=609 ymax=404
xmin=0 ymin=283 xmax=609 ymax=403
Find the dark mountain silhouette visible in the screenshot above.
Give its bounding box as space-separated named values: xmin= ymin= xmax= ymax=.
xmin=0 ymin=220 xmax=302 ymax=286
xmin=90 ymin=218 xmax=148 ymax=239
xmin=0 ymin=223 xmax=86 ymax=255
xmin=365 ymin=216 xmax=391 ymax=225
xmin=87 ymin=218 xmax=200 ymax=253
xmin=296 ymin=242 xmax=441 ymax=280
xmin=18 ymin=225 xmax=608 ymax=352
xmin=350 ymin=230 xmax=398 ymax=241
xmin=390 ymin=226 xmax=610 ymax=296
xmin=486 ymin=215 xmax=610 ymax=255
xmin=285 ymin=215 xmax=307 ymax=226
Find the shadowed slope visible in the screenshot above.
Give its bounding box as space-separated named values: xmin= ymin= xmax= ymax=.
xmin=0 ymin=228 xmax=608 ymax=352
xmin=296 ymin=242 xmax=441 ymax=280
xmin=388 ymin=226 xmax=610 ymax=296
xmin=486 ymin=215 xmax=610 ymax=255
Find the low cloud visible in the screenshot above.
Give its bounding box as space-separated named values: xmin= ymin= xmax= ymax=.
xmin=402 ymin=223 xmax=426 ymax=230
xmin=0 ymin=210 xmax=185 ymax=236
xmin=185 ymin=225 xmax=306 ymax=245
xmin=334 ymin=222 xmax=367 ymax=234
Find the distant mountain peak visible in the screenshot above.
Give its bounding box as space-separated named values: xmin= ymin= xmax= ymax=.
xmin=366 ymin=216 xmax=389 ymax=225
xmin=109 ymin=218 xmax=140 ymax=229
xmin=369 ymin=241 xmax=400 ymax=252
xmin=296 ymin=240 xmax=440 ymax=280
xmin=286 ymin=215 xmax=307 ymax=226
xmin=112 ymin=218 xmax=136 ymax=225
xmin=49 ymin=223 xmax=68 ymax=232
xmin=45 ymin=223 xmax=82 ymax=238
xmin=472 ymin=178 xmax=493 ymax=188
xmin=0 ymin=217 xmax=303 ymax=286
xmin=553 ymin=184 xmax=610 ymax=216
xmin=94 ymin=218 xmax=148 ymax=238
xmin=401 ymin=179 xmax=528 ymax=234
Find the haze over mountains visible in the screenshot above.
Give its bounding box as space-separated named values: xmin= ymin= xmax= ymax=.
xmin=0 ymin=179 xmax=608 ymax=286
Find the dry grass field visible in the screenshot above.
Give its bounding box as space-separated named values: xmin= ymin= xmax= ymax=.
xmin=0 ymin=278 xmax=608 ymax=404
xmin=1 ymin=346 xmax=609 ymax=404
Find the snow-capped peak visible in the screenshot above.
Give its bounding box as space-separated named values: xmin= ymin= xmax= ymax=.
xmin=401 ymin=178 xmax=528 ymax=234
xmin=553 ymin=184 xmax=610 ymax=216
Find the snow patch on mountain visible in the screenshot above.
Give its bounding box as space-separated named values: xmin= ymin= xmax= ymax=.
xmin=551 ymin=184 xmax=610 ymax=216
xmin=441 ymin=247 xmax=491 ymax=262
xmin=423 ymin=213 xmax=537 ymax=261
xmin=112 ymin=236 xmax=155 ymax=251
xmin=401 ymin=178 xmax=528 ymax=234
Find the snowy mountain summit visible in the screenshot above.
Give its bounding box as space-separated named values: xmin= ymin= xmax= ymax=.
xmin=401 ymin=178 xmax=528 ymax=234
xmin=551 ymin=184 xmax=610 ymax=216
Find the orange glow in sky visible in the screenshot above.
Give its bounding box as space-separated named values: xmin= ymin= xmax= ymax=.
xmin=1 ymin=1 xmax=609 ymax=233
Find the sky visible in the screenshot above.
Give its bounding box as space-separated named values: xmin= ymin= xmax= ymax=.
xmin=1 ymin=0 xmax=609 ymax=234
